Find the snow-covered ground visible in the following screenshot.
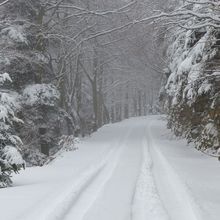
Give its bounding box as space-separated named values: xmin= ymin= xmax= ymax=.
xmin=0 ymin=116 xmax=220 ymax=220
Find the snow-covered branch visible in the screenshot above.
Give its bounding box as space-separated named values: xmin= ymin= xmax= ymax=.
xmin=0 ymin=0 xmax=11 ymax=7
xmin=47 ymin=0 xmax=137 ymax=17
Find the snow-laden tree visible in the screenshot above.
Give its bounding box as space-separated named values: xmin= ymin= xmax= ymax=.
xmin=42 ymin=0 xmax=166 ymax=132
xmin=0 ymin=0 xmax=173 ymax=165
xmin=160 ymin=0 xmax=220 ymax=153
xmin=0 ymin=0 xmax=75 ymax=165
xmin=0 ymin=73 xmax=25 ymax=188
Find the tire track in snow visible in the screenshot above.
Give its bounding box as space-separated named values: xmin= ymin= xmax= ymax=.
xmin=16 ymin=144 xmax=114 ymax=220
xmin=19 ymin=152 xmax=109 ymax=220
xmin=82 ymin=125 xmax=143 ymax=220
xmin=22 ymin=129 xmax=132 ymax=220
xmin=131 ymin=127 xmax=170 ymax=220
xmin=147 ymin=120 xmax=202 ymax=220
xmin=62 ymin=129 xmax=132 ymax=220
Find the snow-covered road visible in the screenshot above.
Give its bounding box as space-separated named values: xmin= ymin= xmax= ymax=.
xmin=1 ymin=116 xmax=220 ymax=220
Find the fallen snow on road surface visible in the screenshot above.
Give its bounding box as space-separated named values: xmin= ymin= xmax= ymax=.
xmin=0 ymin=116 xmax=220 ymax=220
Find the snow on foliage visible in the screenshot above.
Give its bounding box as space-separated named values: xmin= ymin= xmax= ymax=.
xmin=2 ymin=145 xmax=24 ymax=167
xmin=21 ymin=148 xmax=47 ymax=167
xmin=197 ymin=82 xmax=212 ymax=96
xmin=0 ymin=73 xmax=12 ymax=84
xmin=0 ymin=74 xmax=20 ymax=123
xmin=0 ymin=90 xmax=21 ymax=126
xmin=197 ymin=121 xmax=219 ymax=151
xmin=0 ymin=55 xmax=10 ymax=66
xmin=22 ymin=84 xmax=60 ymax=106
xmin=0 ymin=25 xmax=28 ymax=44
xmin=44 ymin=135 xmax=79 ymax=165
xmin=162 ymin=0 xmax=220 ymax=153
xmin=0 ymin=73 xmax=24 ymax=187
xmin=166 ymin=28 xmax=217 ymax=106
xmin=58 ymin=135 xmax=79 ymax=152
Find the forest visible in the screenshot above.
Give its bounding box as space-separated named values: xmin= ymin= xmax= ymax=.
xmin=0 ymin=0 xmax=220 ymax=220
xmin=1 ymin=0 xmax=220 ymax=183
xmin=0 ymin=1 xmax=220 ymax=218
xmin=0 ymin=0 xmax=167 ymax=185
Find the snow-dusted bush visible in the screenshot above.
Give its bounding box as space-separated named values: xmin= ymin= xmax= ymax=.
xmin=0 ymin=0 xmax=71 ymax=167
xmin=22 ymin=84 xmax=60 ymax=107
xmin=0 ymin=25 xmax=28 ymax=45
xmin=0 ymin=73 xmax=25 ymax=187
xmin=58 ymin=135 xmax=79 ymax=152
xmin=44 ymin=135 xmax=79 ymax=165
xmin=22 ymin=148 xmax=47 ymax=167
xmin=196 ymin=121 xmax=219 ymax=151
